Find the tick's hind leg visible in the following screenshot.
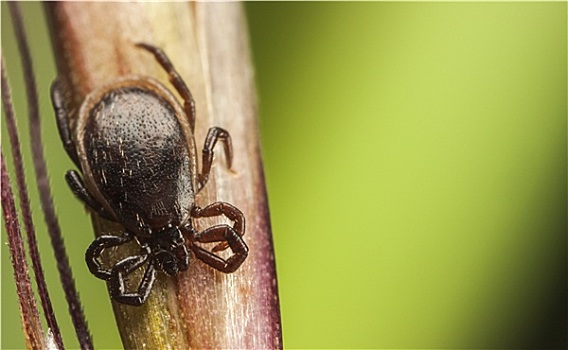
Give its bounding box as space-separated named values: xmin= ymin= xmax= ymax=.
xmin=135 ymin=42 xmax=196 ymax=132
xmin=192 ymin=225 xmax=248 ymax=273
xmin=198 ymin=127 xmax=234 ymax=192
xmin=51 ymin=80 xmax=80 ymax=167
xmin=108 ymin=254 xmax=156 ymax=306
xmin=86 ymin=232 xmax=134 ymax=280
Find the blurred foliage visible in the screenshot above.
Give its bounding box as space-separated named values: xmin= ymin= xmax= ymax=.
xmin=2 ymin=2 xmax=566 ymax=349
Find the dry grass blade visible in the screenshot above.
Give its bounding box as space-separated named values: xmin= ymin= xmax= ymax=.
xmin=46 ymin=2 xmax=282 ymax=348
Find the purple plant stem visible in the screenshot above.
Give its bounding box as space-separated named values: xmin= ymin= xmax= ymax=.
xmin=1 ymin=153 xmax=45 ymax=349
xmin=2 ymin=59 xmax=65 ymax=350
xmin=8 ymin=3 xmax=93 ymax=349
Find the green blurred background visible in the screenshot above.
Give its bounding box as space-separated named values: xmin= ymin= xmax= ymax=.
xmin=2 ymin=2 xmax=566 ymax=349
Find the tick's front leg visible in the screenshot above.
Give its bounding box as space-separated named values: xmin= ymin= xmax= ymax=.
xmin=85 ymin=232 xmax=134 ymax=280
xmin=108 ymin=254 xmax=156 ymax=306
xmin=192 ymin=225 xmax=248 ymax=273
xmin=191 ymin=201 xmax=245 ymax=252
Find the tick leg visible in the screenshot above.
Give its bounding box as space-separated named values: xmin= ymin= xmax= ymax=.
xmin=192 ymin=225 xmax=248 ymax=273
xmin=191 ymin=202 xmax=245 ymax=252
xmin=51 ymin=80 xmax=80 ymax=167
xmin=198 ymin=127 xmax=234 ymax=192
xmin=85 ymin=232 xmax=134 ymax=280
xmin=136 ymin=42 xmax=196 ymax=132
xmin=65 ymin=170 xmax=114 ymax=221
xmin=108 ymin=254 xmax=156 ymax=306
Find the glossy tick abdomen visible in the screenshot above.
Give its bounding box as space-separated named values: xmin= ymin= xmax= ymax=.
xmin=84 ymin=87 xmax=194 ymax=232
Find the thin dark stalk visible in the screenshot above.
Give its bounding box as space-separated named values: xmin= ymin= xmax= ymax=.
xmin=1 ymin=153 xmax=46 ymax=350
xmin=1 ymin=60 xmax=65 ymax=350
xmin=8 ymin=3 xmax=94 ymax=349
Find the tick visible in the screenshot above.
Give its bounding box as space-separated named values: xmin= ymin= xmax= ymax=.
xmin=51 ymin=43 xmax=248 ymax=306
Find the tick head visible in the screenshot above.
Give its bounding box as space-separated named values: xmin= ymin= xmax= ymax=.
xmin=152 ymin=226 xmax=189 ymax=275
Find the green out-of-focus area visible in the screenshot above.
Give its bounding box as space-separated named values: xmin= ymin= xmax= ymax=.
xmin=2 ymin=2 xmax=566 ymax=349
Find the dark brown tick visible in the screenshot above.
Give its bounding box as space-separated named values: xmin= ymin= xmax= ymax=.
xmin=51 ymin=43 xmax=248 ymax=306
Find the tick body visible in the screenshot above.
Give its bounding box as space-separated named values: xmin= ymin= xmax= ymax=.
xmin=52 ymin=43 xmax=247 ymax=306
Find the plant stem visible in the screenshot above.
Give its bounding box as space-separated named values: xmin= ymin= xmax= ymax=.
xmin=9 ymin=3 xmax=93 ymax=348
xmin=1 ymin=151 xmax=45 ymax=350
xmin=46 ymin=2 xmax=282 ymax=348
